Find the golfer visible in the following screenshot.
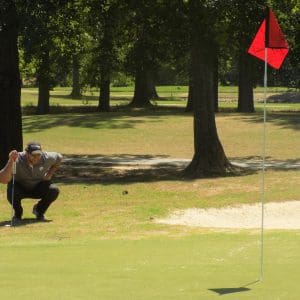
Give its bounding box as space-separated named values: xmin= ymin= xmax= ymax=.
xmin=0 ymin=150 xmax=18 ymax=183
xmin=6 ymin=142 xmax=63 ymax=222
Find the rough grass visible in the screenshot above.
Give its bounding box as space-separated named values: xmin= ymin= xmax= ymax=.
xmin=1 ymin=168 xmax=299 ymax=242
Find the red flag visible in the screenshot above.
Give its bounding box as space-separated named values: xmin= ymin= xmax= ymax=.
xmin=248 ymin=9 xmax=289 ymax=69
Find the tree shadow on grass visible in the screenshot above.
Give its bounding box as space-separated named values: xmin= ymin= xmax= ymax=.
xmin=56 ymin=154 xmax=257 ymax=185
xmin=22 ymin=112 xmax=145 ymax=133
xmin=228 ymin=112 xmax=300 ymax=131
xmin=267 ymin=92 xmax=300 ymax=103
xmin=21 ymin=105 xmax=300 ymax=135
xmin=230 ymin=156 xmax=300 ymax=171
xmin=57 ymin=164 xmax=187 ymax=185
xmin=56 ymin=153 xmax=300 ymax=185
xmin=22 ymin=106 xmax=189 ymax=133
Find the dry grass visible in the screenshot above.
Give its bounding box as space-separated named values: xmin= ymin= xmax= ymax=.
xmin=22 ymin=110 xmax=299 ymax=160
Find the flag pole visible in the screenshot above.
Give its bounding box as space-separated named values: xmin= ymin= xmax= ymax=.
xmin=248 ymin=5 xmax=289 ymax=283
xmin=260 ymin=46 xmax=268 ymax=282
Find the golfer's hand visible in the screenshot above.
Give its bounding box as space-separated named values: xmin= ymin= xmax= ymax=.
xmin=9 ymin=150 xmax=18 ymax=162
xmin=44 ymin=172 xmax=53 ymax=180
xmin=44 ymin=164 xmax=60 ymax=180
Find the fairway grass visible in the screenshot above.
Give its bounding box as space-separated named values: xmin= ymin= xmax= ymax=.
xmin=1 ymin=96 xmax=299 ymax=299
xmin=0 ymin=170 xmax=299 ymax=299
xmin=21 ymin=111 xmax=299 ymax=160
xmin=0 ymin=234 xmax=299 ymax=299
xmin=21 ymin=86 xmax=300 ymax=112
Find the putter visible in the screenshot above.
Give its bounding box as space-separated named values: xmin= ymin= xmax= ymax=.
xmin=10 ymin=161 xmax=17 ymax=227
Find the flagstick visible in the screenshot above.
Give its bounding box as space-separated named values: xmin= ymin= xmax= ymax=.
xmin=260 ymin=47 xmax=268 ymax=282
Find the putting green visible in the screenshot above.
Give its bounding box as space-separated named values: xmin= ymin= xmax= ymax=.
xmin=0 ymin=232 xmax=299 ymax=299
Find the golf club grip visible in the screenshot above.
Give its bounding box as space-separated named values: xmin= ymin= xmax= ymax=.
xmin=12 ymin=161 xmax=16 ymax=175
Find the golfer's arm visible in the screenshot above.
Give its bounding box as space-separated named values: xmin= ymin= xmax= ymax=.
xmin=48 ymin=163 xmax=61 ymax=176
xmin=0 ymin=159 xmax=14 ymax=183
xmin=47 ymin=155 xmax=63 ymax=176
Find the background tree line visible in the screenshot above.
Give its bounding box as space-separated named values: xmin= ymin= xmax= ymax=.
xmin=16 ymin=0 xmax=300 ymax=113
xmin=0 ymin=0 xmax=299 ymax=176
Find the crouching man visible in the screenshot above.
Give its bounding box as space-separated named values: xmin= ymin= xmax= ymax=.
xmin=6 ymin=142 xmax=63 ymax=222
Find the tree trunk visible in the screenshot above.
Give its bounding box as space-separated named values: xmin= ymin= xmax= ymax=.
xmin=213 ymin=55 xmax=219 ymax=113
xmin=98 ymin=73 xmax=110 ymax=112
xmin=36 ymin=51 xmax=50 ymax=114
xmin=238 ymin=53 xmax=254 ymax=112
xmin=0 ymin=1 xmax=23 ymax=167
xmin=70 ymin=55 xmax=81 ymax=99
xmin=185 ymin=39 xmax=231 ymax=177
xmin=186 ymin=56 xmax=216 ymax=113
xmin=186 ymin=79 xmax=193 ymax=112
xmin=97 ymin=10 xmax=114 ymax=112
xmin=130 ymin=67 xmax=152 ymax=107
xmin=147 ymin=73 xmax=159 ymax=99
xmin=37 ymin=78 xmax=50 ymax=114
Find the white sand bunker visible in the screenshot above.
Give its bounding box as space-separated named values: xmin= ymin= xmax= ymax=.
xmin=156 ymin=201 xmax=300 ymax=229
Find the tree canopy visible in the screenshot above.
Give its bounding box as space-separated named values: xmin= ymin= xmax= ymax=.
xmin=0 ymin=0 xmax=298 ymax=175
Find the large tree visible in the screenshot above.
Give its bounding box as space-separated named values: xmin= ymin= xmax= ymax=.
xmin=70 ymin=55 xmax=82 ymax=99
xmin=19 ymin=1 xmax=76 ymax=114
xmin=96 ymin=1 xmax=120 ymax=112
xmin=268 ymin=0 xmax=300 ymax=89
xmin=0 ymin=1 xmax=23 ymax=167
xmin=85 ymin=0 xmax=125 ymax=112
xmin=126 ymin=0 xmax=170 ymax=107
xmin=228 ymin=1 xmax=265 ymax=112
xmin=166 ymin=0 xmax=222 ymax=113
xmin=184 ymin=0 xmax=232 ymax=177
xmin=68 ymin=2 xmax=90 ymax=99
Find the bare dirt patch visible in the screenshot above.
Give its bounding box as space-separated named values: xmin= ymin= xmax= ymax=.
xmin=156 ymin=201 xmax=300 ymax=229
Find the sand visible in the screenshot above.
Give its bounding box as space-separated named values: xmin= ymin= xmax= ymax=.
xmin=156 ymin=201 xmax=300 ymax=229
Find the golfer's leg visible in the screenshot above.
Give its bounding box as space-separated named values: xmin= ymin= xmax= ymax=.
xmin=7 ymin=182 xmax=27 ymax=219
xmin=33 ymin=181 xmax=59 ymax=216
